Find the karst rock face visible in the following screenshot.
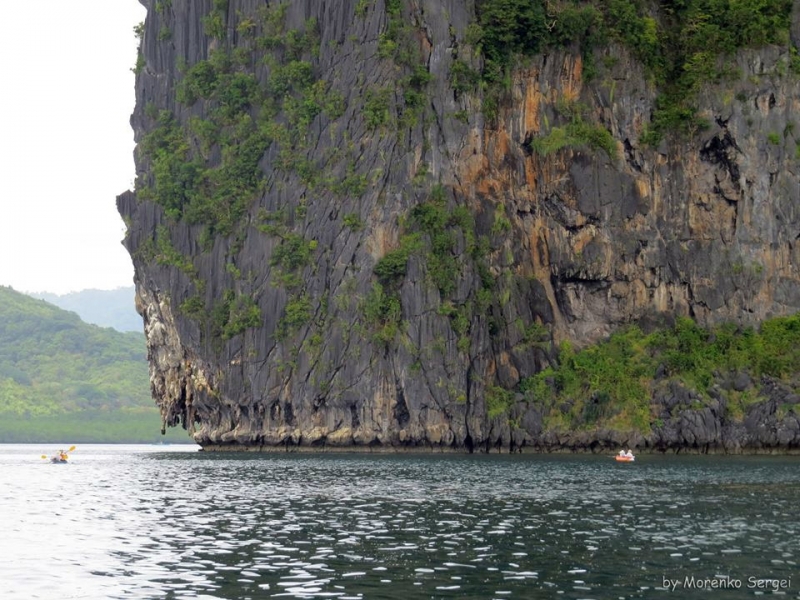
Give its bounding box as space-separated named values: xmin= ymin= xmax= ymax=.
xmin=119 ymin=0 xmax=800 ymax=452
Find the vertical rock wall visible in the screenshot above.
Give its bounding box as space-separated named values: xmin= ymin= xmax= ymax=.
xmin=119 ymin=0 xmax=800 ymax=451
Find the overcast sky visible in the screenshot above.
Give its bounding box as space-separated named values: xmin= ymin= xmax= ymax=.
xmin=0 ymin=1 xmax=147 ymax=294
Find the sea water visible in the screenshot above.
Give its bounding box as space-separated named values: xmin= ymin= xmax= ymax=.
xmin=1 ymin=444 xmax=798 ymax=599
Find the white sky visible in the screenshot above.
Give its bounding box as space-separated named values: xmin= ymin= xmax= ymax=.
xmin=0 ymin=1 xmax=147 ymax=294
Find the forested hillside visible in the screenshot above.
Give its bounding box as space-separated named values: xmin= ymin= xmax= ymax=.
xmin=32 ymin=287 xmax=141 ymax=333
xmin=0 ymin=286 xmax=187 ymax=442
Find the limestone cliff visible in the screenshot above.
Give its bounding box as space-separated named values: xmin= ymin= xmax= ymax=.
xmin=119 ymin=0 xmax=800 ymax=452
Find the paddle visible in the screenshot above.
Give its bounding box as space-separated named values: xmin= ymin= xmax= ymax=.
xmin=41 ymin=445 xmax=76 ymax=460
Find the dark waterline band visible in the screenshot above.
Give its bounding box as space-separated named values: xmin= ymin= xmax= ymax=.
xmin=199 ymin=442 xmax=800 ymax=455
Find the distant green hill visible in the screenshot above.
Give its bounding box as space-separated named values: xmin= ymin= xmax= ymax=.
xmin=31 ymin=287 xmax=142 ymax=333
xmin=0 ymin=286 xmax=190 ymax=443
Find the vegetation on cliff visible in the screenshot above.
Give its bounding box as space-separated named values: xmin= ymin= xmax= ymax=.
xmin=0 ymin=287 xmax=185 ymax=442
xmin=136 ymin=5 xmax=341 ymax=238
xmin=474 ymin=0 xmax=793 ymax=138
xmin=134 ymin=0 xmax=796 ymax=246
xmin=524 ymin=314 xmax=800 ymax=433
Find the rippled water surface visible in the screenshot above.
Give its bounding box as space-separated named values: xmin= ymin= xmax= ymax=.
xmin=2 ymin=445 xmax=799 ymax=599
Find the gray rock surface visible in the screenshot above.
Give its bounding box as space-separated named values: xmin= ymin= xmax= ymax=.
xmin=119 ymin=0 xmax=800 ymax=451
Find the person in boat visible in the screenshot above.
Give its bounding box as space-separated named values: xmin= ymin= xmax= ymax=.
xmin=619 ymin=450 xmax=626 ymax=457
xmin=625 ymin=449 xmax=634 ymax=458
xmin=54 ymin=449 xmax=67 ymax=461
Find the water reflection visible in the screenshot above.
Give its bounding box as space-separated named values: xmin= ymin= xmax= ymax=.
xmin=2 ymin=447 xmax=799 ymax=599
